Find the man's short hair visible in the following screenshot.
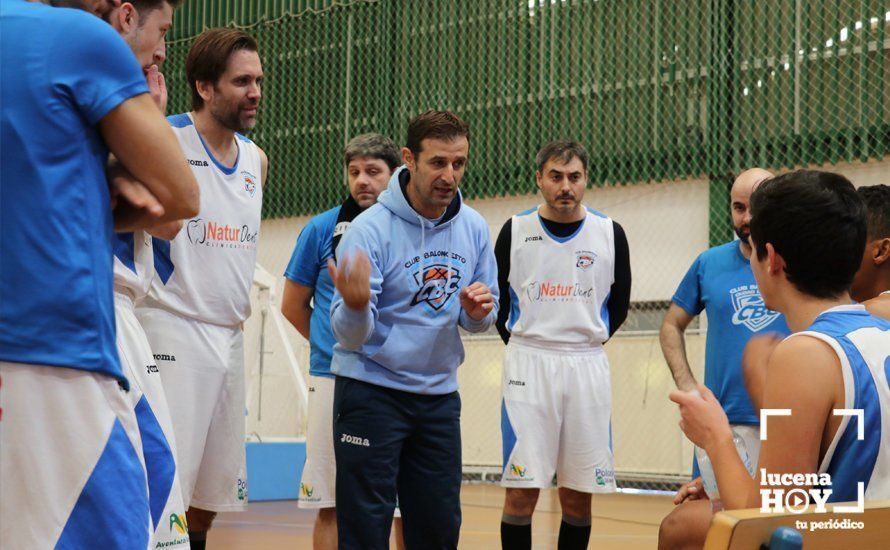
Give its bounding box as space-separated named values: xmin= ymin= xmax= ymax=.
xmin=857 ymin=184 xmax=890 ymax=240
xmin=129 ymin=0 xmax=183 ymax=19
xmin=750 ymin=170 xmax=867 ymax=299
xmin=186 ymin=28 xmax=258 ymax=111
xmin=405 ymin=110 xmax=469 ymax=156
xmin=535 ymin=140 xmax=589 ymax=173
xmin=345 ymin=134 xmax=401 ymax=171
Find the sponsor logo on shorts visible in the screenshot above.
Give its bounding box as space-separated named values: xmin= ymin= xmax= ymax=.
xmin=525 ymin=235 xmax=543 ymax=242
xmin=153 ymin=354 xmax=176 ymax=362
xmin=237 ymin=478 xmax=248 ymax=501
xmin=146 ymin=364 xmax=159 ymax=374
xmin=169 ymin=513 xmax=188 ymax=534
xmin=575 ymin=250 xmax=597 ymax=270
xmin=507 ymin=379 xmax=525 ymax=387
xmin=153 ymin=513 xmax=190 ymax=549
xmin=507 ymin=463 xmax=534 ymax=481
xmin=730 ymin=284 xmax=780 ymax=332
xmin=595 ymin=467 xmax=615 ymax=487
xmin=299 ymin=482 xmax=321 ymax=502
xmin=340 ymin=433 xmax=370 ymax=447
xmin=187 ymin=159 xmax=209 ymax=167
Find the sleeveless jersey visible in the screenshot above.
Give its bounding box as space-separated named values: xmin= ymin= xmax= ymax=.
xmin=506 ymin=207 xmax=615 ymax=349
xmin=796 ymin=305 xmax=890 ymax=502
xmin=143 ymin=113 xmax=263 ymax=326
xmin=112 ymin=231 xmax=153 ymax=300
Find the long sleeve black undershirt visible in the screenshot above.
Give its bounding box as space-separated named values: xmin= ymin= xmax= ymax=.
xmin=494 ymin=214 xmax=632 ymax=345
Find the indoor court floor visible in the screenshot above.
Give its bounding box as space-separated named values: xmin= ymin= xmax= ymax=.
xmin=208 ymin=483 xmax=674 ymax=549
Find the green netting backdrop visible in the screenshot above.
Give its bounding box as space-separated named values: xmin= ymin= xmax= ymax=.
xmin=166 ymin=0 xmax=889 ymax=247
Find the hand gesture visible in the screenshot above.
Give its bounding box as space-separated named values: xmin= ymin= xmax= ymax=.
xmin=669 ymin=385 xmax=732 ymax=451
xmin=146 ymin=64 xmax=168 ymax=114
xmin=459 ymin=281 xmax=494 ymax=321
xmin=328 ymin=252 xmax=371 ymax=311
xmin=673 ymin=477 xmax=707 ymax=505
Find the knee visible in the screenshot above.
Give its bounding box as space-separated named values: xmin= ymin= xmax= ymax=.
xmin=558 ymin=488 xmax=591 ymax=518
xmin=186 ymin=508 xmax=218 ymax=532
xmin=317 ymin=507 xmax=337 ymax=525
xmin=658 ymin=505 xmax=693 ymax=550
xmin=504 ymin=488 xmax=539 ymax=516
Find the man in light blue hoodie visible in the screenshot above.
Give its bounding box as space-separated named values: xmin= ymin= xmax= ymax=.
xmin=327 ymin=110 xmax=498 ymax=549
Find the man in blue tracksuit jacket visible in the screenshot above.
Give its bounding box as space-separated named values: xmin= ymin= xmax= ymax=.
xmin=328 ymin=110 xmax=498 ymax=549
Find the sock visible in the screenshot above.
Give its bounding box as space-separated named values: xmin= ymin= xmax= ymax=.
xmin=188 ymin=531 xmax=207 ymax=550
xmin=500 ymin=514 xmax=532 ymax=550
xmin=557 ymin=515 xmax=591 ymax=550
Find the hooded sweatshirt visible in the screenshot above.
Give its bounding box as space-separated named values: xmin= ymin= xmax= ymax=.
xmin=329 ymin=166 xmax=499 ymax=395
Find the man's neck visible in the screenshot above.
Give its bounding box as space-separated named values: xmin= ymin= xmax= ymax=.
xmin=192 ymin=110 xmax=237 ymax=165
xmin=779 ymin=290 xmax=852 ymax=332
xmin=538 ymin=204 xmax=585 ymax=223
xmin=738 ymin=240 xmax=753 ymax=260
xmin=404 ymin=180 xmax=445 ymax=220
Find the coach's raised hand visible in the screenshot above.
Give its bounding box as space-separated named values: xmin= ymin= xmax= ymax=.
xmin=328 ymin=252 xmax=371 ymax=310
xmin=460 ymin=281 xmax=494 ymax=320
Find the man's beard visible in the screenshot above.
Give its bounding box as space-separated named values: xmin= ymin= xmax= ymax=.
xmin=735 ymin=225 xmax=750 ymax=242
xmin=210 ymin=101 xmax=257 ymax=134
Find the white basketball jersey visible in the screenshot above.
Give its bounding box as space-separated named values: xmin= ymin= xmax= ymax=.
xmin=800 ymin=305 xmax=890 ymax=501
xmin=112 ymin=230 xmax=153 ymax=300
xmin=507 ymin=207 xmax=615 ymax=349
xmin=143 ymin=113 xmax=263 ymax=326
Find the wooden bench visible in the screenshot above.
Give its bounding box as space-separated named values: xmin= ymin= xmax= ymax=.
xmin=703 ymin=500 xmax=890 ymax=549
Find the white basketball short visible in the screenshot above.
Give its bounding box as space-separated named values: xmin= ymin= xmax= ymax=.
xmin=115 ymin=293 xmax=189 ymax=548
xmin=299 ymin=375 xmax=336 ymax=509
xmin=136 ymin=306 xmax=247 ymax=512
xmin=500 ymin=342 xmax=616 ymax=493
xmin=0 ymin=362 xmax=150 ymax=549
xmin=299 ymin=375 xmax=401 ymax=517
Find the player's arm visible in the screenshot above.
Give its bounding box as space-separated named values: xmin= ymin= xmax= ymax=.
xmin=660 ymin=304 xmax=698 ymax=391
xmin=100 ymin=94 xmax=199 ymax=228
xmin=606 ymin=221 xmax=631 ymax=336
xmin=742 ymin=333 xmax=783 ymax=413
xmin=458 ymin=226 xmax=499 ymax=332
xmin=146 ymin=220 xmax=183 ymax=240
xmin=672 ymin=336 xmax=839 ymax=510
xmin=494 ymin=219 xmax=512 ymax=345
xmin=259 ymin=146 xmax=269 ymax=188
xmin=281 ymin=280 xmax=313 ymax=341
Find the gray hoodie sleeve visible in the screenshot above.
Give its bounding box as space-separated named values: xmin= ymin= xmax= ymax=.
xmin=458 ymin=221 xmax=499 ymax=332
xmin=329 ymin=225 xmax=382 ymax=350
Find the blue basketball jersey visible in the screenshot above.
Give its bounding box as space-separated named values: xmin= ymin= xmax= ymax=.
xmin=798 ymin=305 xmax=890 ymax=502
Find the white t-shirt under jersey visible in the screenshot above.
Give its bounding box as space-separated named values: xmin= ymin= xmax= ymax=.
xmin=142 ymin=112 xmax=263 ymax=326
xmin=507 ymin=207 xmax=615 ymax=349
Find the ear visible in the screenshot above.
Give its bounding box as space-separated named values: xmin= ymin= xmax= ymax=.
xmin=117 ymin=3 xmax=137 ymax=34
xmin=765 ymin=243 xmax=784 ymax=275
xmin=195 ymin=80 xmax=214 ymax=105
xmin=401 ymin=147 xmax=414 ymax=171
xmin=874 ymin=237 xmax=890 ymax=266
xmin=535 ymin=170 xmax=543 ymax=190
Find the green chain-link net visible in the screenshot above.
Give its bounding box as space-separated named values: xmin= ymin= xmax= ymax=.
xmin=168 ymin=0 xmax=890 ymax=492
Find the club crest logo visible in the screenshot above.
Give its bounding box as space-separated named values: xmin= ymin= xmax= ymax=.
xmin=730 ymin=285 xmax=780 ymax=332
xmin=575 ymin=250 xmax=597 ymax=270
xmin=241 ymin=170 xmax=257 ymax=197
xmin=410 ymin=263 xmax=461 ymax=310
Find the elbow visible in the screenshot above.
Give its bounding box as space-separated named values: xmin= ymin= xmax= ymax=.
xmin=179 ymin=184 xmax=200 ymax=219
